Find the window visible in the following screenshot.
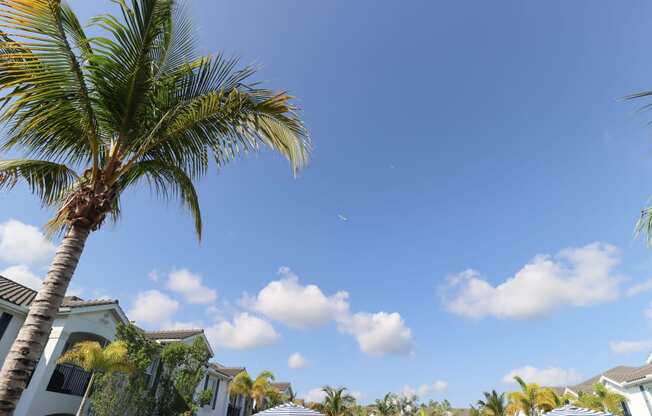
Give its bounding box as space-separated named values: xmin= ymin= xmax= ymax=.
xmin=0 ymin=313 xmax=12 ymax=341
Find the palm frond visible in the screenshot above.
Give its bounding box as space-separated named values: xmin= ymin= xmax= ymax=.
xmin=88 ymin=0 xmax=173 ymax=143
xmin=0 ymin=0 xmax=100 ymax=167
xmin=118 ymin=159 xmax=202 ymax=238
xmin=58 ymin=340 xmax=102 ymax=372
xmin=0 ymin=159 xmax=78 ymax=205
xmin=635 ymin=206 xmax=652 ymax=245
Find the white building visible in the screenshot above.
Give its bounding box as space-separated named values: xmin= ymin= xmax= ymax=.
xmin=0 ymin=275 xmax=235 ymax=416
xmin=558 ymin=359 xmax=652 ymax=416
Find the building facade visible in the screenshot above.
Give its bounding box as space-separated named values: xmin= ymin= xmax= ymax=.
xmin=0 ymin=275 xmax=241 ymax=416
xmin=558 ymin=359 xmax=652 ymax=416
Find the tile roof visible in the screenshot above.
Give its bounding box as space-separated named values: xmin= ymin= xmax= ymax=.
xmin=0 ymin=275 xmax=118 ymax=310
xmin=209 ymin=363 xmax=236 ymax=379
xmin=144 ymin=329 xmax=204 ymax=341
xmin=567 ymin=366 xmax=640 ymax=394
xmin=606 ymin=364 xmax=652 ymax=384
xmin=0 ymin=276 xmax=37 ymax=307
xmin=271 ymin=382 xmax=292 ymax=391
xmin=212 ymin=365 xmax=246 ymax=377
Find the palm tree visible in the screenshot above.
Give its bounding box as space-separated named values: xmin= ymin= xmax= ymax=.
xmin=0 ymin=0 xmax=309 ymax=410
xmin=322 ymin=386 xmax=356 ymax=416
xmin=507 ymin=377 xmax=553 ymax=416
xmin=574 ymin=384 xmax=627 ymax=416
xmin=372 ymin=393 xmax=397 ymax=416
xmin=57 ymin=340 xmax=133 ymax=416
xmin=229 ymin=370 xmax=278 ymax=412
xmin=477 ymin=390 xmax=507 ymax=416
xmin=395 ymin=393 xmax=418 ymax=416
xmin=428 ymin=400 xmax=453 ymax=416
xmin=538 ymin=389 xmax=572 ymax=413
xmin=468 ymin=406 xmax=482 ymax=416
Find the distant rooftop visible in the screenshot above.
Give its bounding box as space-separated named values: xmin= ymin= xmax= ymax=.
xmin=271 ymin=382 xmax=292 ymax=391
xmin=211 ymin=363 xmax=246 ymax=377
xmin=564 ymin=364 xmax=652 ymax=394
xmin=144 ymin=328 xmax=205 ymax=341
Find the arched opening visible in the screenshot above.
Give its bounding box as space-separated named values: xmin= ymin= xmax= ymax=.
xmin=46 ymin=332 xmax=109 ymax=397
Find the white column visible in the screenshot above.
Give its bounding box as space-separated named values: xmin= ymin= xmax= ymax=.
xmin=14 ymin=325 xmax=69 ymax=416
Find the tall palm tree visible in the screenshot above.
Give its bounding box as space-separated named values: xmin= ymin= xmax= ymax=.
xmin=229 ymin=370 xmax=278 ymax=412
xmin=57 ymin=340 xmax=133 ymax=416
xmin=0 ymin=0 xmax=309 ymax=411
xmin=322 ymin=386 xmax=356 ymax=416
xmin=507 ymin=377 xmax=552 ymax=416
xmin=372 ymin=393 xmax=397 ymax=416
xmin=477 ymin=390 xmax=507 ymax=416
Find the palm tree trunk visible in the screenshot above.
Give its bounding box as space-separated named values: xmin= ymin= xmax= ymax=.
xmin=0 ymin=224 xmax=92 ymax=415
xmin=77 ymin=371 xmax=95 ymax=416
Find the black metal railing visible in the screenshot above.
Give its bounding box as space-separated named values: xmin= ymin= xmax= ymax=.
xmin=228 ymin=404 xmax=242 ymax=416
xmin=46 ymin=363 xmax=91 ymax=396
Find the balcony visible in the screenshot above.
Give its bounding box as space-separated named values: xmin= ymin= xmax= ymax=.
xmin=46 ymin=363 xmax=91 ymax=396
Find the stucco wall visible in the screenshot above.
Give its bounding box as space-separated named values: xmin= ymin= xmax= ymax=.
xmin=196 ymin=373 xmax=231 ymax=416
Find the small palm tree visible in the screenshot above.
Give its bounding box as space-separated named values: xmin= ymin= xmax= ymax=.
xmin=322 ymin=386 xmax=356 ymax=416
xmin=229 ymin=370 xmax=277 ymax=412
xmin=0 ymin=0 xmax=309 ymax=410
xmin=478 ymin=390 xmax=507 ymax=416
xmin=372 ymin=393 xmax=397 ymax=416
xmin=538 ymin=389 xmax=572 ymax=413
xmin=508 ymin=377 xmax=551 ymax=416
xmin=58 ymin=340 xmax=134 ymax=416
xmin=574 ymin=384 xmax=627 ymax=416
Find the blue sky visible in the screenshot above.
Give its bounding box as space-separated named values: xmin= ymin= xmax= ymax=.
xmin=4 ymin=0 xmax=652 ymax=407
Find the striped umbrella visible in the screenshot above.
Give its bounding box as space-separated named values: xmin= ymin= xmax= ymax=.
xmin=255 ymin=403 xmax=326 ymax=416
xmin=544 ymin=405 xmax=613 ymax=416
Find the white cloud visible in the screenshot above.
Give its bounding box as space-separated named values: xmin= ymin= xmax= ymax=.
xmin=610 ymin=340 xmax=652 ymax=354
xmin=302 ymin=388 xmax=326 ymax=403
xmin=249 ymin=267 xmax=414 ymax=356
xmin=503 ymin=366 xmax=583 ymax=386
xmin=0 ymin=265 xmax=42 ymax=289
xmin=401 ymin=381 xmax=448 ymax=399
xmin=626 ymin=279 xmax=652 ymax=297
xmin=0 ymin=219 xmax=54 ymax=265
xmin=128 ymin=290 xmax=179 ymax=325
xmin=251 ymin=267 xmax=349 ymax=328
xmin=205 ymin=313 xmax=279 ymax=350
xmin=443 ymin=243 xmax=622 ymax=319
xmin=166 ymin=269 xmax=217 ymax=304
xmin=338 ymin=312 xmax=413 ymax=356
xmin=288 ymin=352 xmax=308 ymax=369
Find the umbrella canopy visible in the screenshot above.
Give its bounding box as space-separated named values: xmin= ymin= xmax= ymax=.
xmin=255 ymin=403 xmax=326 ymax=416
xmin=545 ymin=405 xmax=613 ymax=416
